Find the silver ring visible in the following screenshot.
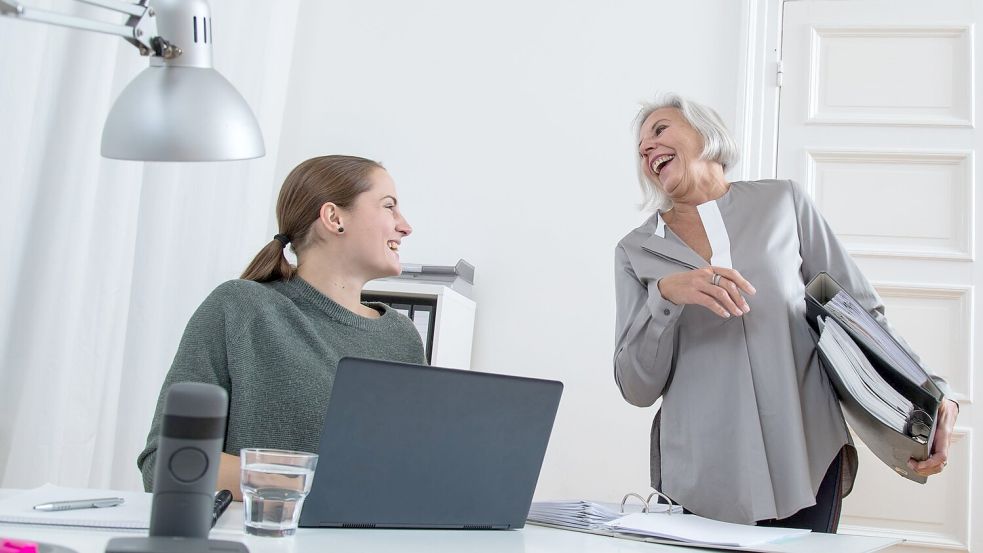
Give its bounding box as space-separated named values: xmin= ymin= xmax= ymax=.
xmin=711 ymin=273 xmax=722 ymax=286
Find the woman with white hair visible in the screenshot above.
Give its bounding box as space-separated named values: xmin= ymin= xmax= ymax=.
xmin=613 ymin=94 xmax=959 ymax=531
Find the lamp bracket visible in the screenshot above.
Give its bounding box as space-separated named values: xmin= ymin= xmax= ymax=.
xmin=0 ymin=0 xmax=179 ymax=58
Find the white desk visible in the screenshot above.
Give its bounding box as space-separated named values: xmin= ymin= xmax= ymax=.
xmin=0 ymin=503 xmax=900 ymax=553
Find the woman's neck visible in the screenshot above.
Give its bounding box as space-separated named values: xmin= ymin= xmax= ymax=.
xmin=296 ymin=263 xmax=378 ymax=318
xmin=665 ymin=170 xmax=730 ymax=221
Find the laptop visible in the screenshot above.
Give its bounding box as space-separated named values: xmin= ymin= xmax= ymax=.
xmin=298 ymin=357 xmax=563 ymax=529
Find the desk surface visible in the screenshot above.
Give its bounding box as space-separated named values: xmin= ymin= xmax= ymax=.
xmin=0 ymin=503 xmax=899 ymax=553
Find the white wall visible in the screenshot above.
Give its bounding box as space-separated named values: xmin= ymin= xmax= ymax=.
xmin=277 ymin=0 xmax=743 ymax=501
xmin=0 ymin=0 xmax=301 ymax=491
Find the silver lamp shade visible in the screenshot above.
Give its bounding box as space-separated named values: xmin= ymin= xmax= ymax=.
xmin=101 ymin=64 xmax=265 ymax=161
xmin=1 ymin=0 xmax=263 ymax=161
xmin=101 ymin=0 xmax=265 ymax=161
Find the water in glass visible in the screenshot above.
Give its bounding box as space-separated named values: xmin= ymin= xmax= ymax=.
xmin=241 ymin=462 xmax=315 ymax=537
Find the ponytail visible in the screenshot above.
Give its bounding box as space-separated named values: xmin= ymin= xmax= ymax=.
xmin=241 ymin=237 xmax=296 ymax=282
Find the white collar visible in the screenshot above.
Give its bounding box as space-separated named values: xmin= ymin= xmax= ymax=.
xmin=653 ymin=201 xmax=733 ymax=268
xmin=655 ymin=210 xmax=667 ymax=238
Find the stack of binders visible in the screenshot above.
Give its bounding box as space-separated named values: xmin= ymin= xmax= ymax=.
xmin=805 ymin=272 xmax=943 ymax=483
xmin=527 ymin=497 xmax=808 ymax=548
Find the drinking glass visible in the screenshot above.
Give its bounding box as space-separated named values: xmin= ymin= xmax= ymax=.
xmin=240 ymin=448 xmax=318 ymax=537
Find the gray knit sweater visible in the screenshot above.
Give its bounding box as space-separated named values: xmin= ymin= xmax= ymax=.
xmin=137 ymin=277 xmax=426 ymax=490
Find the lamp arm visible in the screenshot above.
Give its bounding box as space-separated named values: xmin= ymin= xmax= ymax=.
xmin=0 ymin=0 xmax=178 ymax=58
xmin=76 ymin=0 xmax=146 ymax=17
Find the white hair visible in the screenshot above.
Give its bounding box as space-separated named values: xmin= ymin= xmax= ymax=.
xmin=633 ymin=93 xmax=739 ymax=211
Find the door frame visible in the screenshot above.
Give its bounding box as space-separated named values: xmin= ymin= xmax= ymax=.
xmin=735 ymin=0 xmax=785 ymax=181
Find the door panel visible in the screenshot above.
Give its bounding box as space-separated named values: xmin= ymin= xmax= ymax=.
xmin=808 ymin=27 xmax=972 ymax=126
xmin=778 ymin=2 xmax=979 ymax=551
xmin=808 ymin=150 xmax=972 ymax=259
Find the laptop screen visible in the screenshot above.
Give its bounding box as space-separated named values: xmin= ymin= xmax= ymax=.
xmin=298 ymin=357 xmax=563 ymax=529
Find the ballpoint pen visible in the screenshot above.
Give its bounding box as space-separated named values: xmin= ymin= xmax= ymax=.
xmin=33 ymin=497 xmax=125 ymax=512
xmin=211 ymin=490 xmax=234 ymax=528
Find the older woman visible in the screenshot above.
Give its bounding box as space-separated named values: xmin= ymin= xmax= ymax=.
xmin=613 ymin=94 xmax=959 ymax=531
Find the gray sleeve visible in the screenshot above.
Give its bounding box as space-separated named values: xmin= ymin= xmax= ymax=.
xmin=789 ymin=180 xmax=953 ymax=398
xmin=136 ymin=287 xmax=236 ymax=491
xmin=613 ymin=244 xmax=684 ymax=407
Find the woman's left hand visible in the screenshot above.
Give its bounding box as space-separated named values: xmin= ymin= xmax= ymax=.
xmin=908 ymin=399 xmax=959 ymax=477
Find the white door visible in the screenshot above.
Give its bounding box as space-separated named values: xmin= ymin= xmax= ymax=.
xmin=777 ymin=1 xmax=979 ymax=551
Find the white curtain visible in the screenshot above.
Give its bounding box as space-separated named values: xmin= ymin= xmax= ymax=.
xmin=0 ymin=0 xmax=300 ymax=491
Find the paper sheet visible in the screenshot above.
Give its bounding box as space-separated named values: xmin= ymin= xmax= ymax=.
xmin=825 ymin=291 xmax=928 ymax=386
xmin=0 ymin=483 xmax=151 ymax=529
xmin=818 ymin=318 xmax=913 ymax=432
xmin=606 ymin=512 xmax=810 ymax=547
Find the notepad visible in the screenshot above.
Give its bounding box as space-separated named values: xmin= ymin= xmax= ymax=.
xmin=0 ymin=484 xmax=151 ymax=530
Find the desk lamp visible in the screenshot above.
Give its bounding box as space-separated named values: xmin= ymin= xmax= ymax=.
xmin=0 ymin=0 xmax=265 ymax=161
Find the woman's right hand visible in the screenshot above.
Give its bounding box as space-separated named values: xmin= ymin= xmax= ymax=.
xmin=657 ymin=266 xmax=756 ymax=318
xmin=217 ymin=452 xmax=243 ymax=501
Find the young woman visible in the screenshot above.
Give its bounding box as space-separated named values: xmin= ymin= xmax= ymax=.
xmin=137 ymin=155 xmax=426 ymax=498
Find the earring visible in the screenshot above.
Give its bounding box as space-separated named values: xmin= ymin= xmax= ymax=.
xmin=337 ymin=226 xmax=344 ymax=233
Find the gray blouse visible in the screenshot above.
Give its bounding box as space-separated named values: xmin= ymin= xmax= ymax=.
xmin=613 ymin=179 xmax=950 ymax=524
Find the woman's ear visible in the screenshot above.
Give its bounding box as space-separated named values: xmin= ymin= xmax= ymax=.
xmin=318 ymin=202 xmax=345 ymax=236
